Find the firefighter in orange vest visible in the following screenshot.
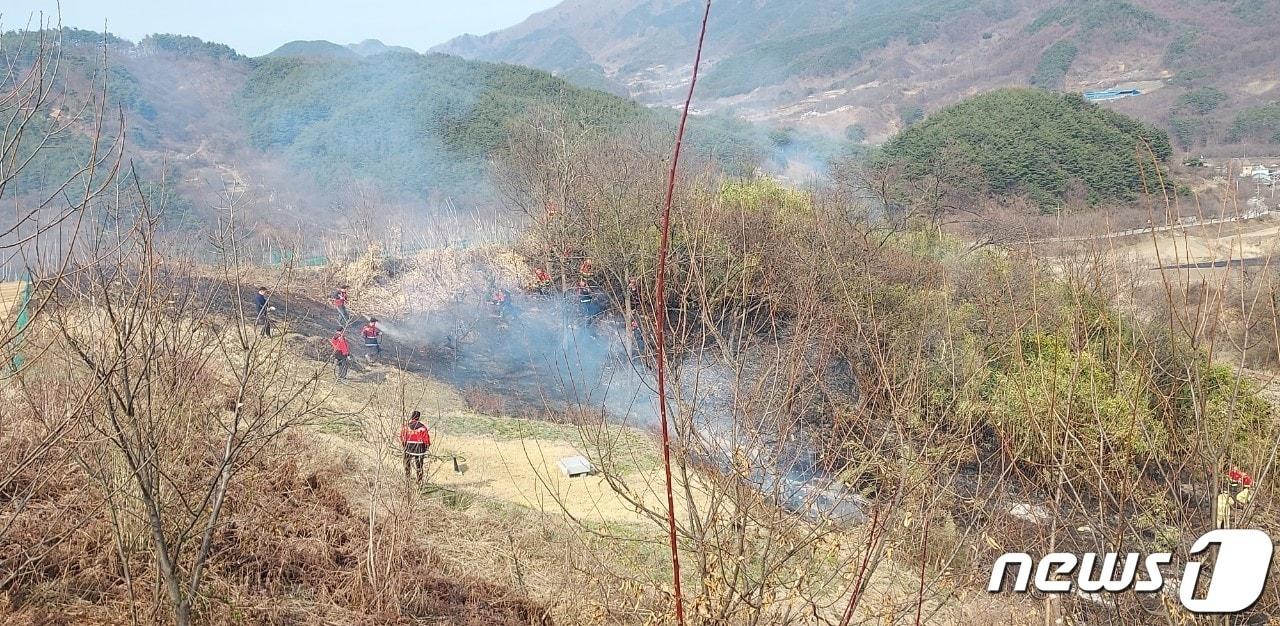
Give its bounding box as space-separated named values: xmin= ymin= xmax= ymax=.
xmin=400 ymin=411 xmax=431 ymax=482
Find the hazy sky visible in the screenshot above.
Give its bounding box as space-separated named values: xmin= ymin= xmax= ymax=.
xmin=1 ymin=0 xmax=561 ymax=56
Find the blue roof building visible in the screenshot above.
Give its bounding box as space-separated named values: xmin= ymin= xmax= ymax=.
xmin=1083 ymin=88 xmax=1142 ymax=102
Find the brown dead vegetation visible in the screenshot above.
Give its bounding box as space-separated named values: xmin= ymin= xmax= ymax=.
xmin=0 ymin=431 xmax=550 ymax=626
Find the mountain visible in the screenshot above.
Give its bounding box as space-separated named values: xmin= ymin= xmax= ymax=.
xmin=346 ymin=39 xmax=418 ymax=57
xmin=433 ymin=0 xmax=1280 ymax=154
xmin=5 ymin=28 xmax=763 ymax=235
xmin=236 ymin=52 xmax=653 ymax=199
xmin=266 ymin=39 xmax=417 ymax=59
xmin=265 ymin=40 xmax=360 ymax=59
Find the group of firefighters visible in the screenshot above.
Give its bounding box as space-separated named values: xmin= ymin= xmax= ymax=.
xmin=254 ymin=253 xmax=645 ymax=381
xmin=255 ymin=284 xmax=433 ymax=482
xmin=496 ymin=257 xmax=599 ymax=319
xmin=250 ymin=256 xmax=653 ymax=489
xmin=326 ymin=285 xmax=384 ymax=380
xmin=494 ymin=257 xmax=646 ymax=355
xmin=251 ymin=284 xmax=384 ymax=381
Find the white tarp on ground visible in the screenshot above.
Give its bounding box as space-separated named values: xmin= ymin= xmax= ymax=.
xmin=558 ymin=455 xmax=594 ymax=478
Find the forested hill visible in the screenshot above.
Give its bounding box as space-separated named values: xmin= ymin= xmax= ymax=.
xmin=232 ymin=49 xmax=763 ymax=204
xmin=4 ymin=29 xmax=763 ymax=231
xmin=236 ymin=52 xmax=653 ymax=199
xmin=880 ymin=89 xmax=1173 ymax=207
xmin=435 ymin=0 xmax=1280 ymax=153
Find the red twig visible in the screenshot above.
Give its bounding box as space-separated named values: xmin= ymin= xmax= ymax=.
xmin=839 ymin=504 xmax=883 ymax=626
xmin=915 ymin=505 xmax=932 ymax=626
xmin=653 ymin=1 xmax=712 ymax=624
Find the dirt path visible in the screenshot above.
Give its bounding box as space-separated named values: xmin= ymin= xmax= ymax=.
xmin=1045 ymin=215 xmax=1280 ymax=277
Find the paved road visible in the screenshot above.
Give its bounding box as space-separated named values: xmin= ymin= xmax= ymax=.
xmin=1032 ymin=209 xmax=1276 ymax=245
xmin=1155 ymin=257 xmax=1272 ymax=270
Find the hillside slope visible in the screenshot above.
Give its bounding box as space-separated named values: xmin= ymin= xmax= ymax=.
xmin=6 ymin=29 xmax=749 ymax=236
xmin=434 ymin=0 xmax=1280 ymax=153
xmin=236 ymin=51 xmax=650 ymax=200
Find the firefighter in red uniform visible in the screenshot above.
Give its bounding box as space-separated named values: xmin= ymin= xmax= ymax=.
xmin=575 ymin=279 xmax=594 ymax=317
xmin=330 ymin=285 xmax=351 ymax=327
xmin=400 ymin=411 xmax=431 ymax=482
xmin=533 ymin=267 xmax=552 ymax=292
xmin=579 ymin=257 xmax=594 ymax=279
xmin=361 ymin=318 xmax=382 ymax=361
xmin=490 ymin=287 xmax=514 ymax=319
xmin=630 ymin=317 xmax=645 ymax=357
xmin=330 ymin=327 xmax=351 ymax=379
